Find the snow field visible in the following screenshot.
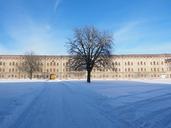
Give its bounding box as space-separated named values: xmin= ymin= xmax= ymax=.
xmin=0 ymin=80 xmax=171 ymax=128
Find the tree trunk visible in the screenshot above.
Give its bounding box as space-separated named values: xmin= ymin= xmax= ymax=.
xmin=87 ymin=70 xmax=91 ymax=83
xmin=30 ymin=72 xmax=33 ymax=79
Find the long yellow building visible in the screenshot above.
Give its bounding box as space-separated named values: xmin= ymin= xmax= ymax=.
xmin=0 ymin=54 xmax=171 ymax=79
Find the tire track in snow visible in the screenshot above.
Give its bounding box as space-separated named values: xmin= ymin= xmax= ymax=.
xmin=61 ymin=82 xmax=133 ymax=128
xmin=7 ymin=82 xmax=49 ymax=128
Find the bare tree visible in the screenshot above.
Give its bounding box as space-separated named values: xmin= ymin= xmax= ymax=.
xmin=18 ymin=52 xmax=42 ymax=79
xmin=67 ymin=26 xmax=114 ymax=83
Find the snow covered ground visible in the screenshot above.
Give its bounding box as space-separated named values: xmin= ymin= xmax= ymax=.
xmin=0 ymin=80 xmax=171 ymax=128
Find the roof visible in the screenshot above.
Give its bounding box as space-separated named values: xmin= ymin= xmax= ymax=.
xmin=0 ymin=54 xmax=171 ymax=59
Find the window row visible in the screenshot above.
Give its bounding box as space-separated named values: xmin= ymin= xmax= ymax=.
xmin=151 ymin=68 xmax=164 ymax=72
xmin=112 ymin=62 xmax=121 ymax=66
xmin=47 ymin=62 xmax=59 ymax=66
xmin=124 ymin=61 xmax=165 ymax=66
xmin=150 ymin=61 xmax=164 ymax=65
xmin=0 ymin=62 xmax=5 ymax=66
xmin=0 ymin=68 xmax=5 ymax=72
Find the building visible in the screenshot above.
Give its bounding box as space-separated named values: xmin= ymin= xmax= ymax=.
xmin=0 ymin=54 xmax=171 ymax=79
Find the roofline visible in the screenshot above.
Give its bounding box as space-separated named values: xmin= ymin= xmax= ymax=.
xmin=0 ymin=53 xmax=171 ymax=58
xmin=112 ymin=53 xmax=171 ymax=57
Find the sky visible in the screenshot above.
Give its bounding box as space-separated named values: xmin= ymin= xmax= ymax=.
xmin=0 ymin=0 xmax=171 ymax=55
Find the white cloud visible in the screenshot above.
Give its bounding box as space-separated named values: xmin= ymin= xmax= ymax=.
xmin=114 ymin=21 xmax=143 ymax=44
xmin=54 ymin=0 xmax=62 ymax=12
xmin=0 ymin=43 xmax=9 ymax=54
xmin=4 ymin=19 xmax=65 ymax=55
xmin=116 ymin=41 xmax=171 ymax=54
xmin=133 ymin=42 xmax=171 ymax=53
xmin=113 ymin=20 xmax=171 ymax=54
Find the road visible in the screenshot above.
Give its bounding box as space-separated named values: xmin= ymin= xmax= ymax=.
xmin=8 ymin=82 xmax=119 ymax=128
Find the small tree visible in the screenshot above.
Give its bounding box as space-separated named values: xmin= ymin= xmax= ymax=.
xmin=67 ymin=26 xmax=114 ymax=83
xmin=18 ymin=52 xmax=42 ymax=79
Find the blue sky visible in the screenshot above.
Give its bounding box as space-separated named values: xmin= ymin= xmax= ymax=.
xmin=0 ymin=0 xmax=171 ymax=55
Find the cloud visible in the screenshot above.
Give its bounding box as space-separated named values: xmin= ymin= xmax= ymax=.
xmin=114 ymin=21 xmax=143 ymax=44
xmin=0 ymin=43 xmax=9 ymax=54
xmin=132 ymin=42 xmax=171 ymax=54
xmin=54 ymin=0 xmax=62 ymax=12
xmin=115 ymin=39 xmax=171 ymax=54
xmin=113 ymin=20 xmax=171 ymax=54
xmin=3 ymin=18 xmax=66 ymax=55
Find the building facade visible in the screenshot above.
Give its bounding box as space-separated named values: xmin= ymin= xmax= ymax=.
xmin=0 ymin=54 xmax=171 ymax=79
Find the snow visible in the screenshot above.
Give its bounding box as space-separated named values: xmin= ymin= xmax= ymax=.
xmin=0 ymin=79 xmax=60 ymax=83
xmin=0 ymin=80 xmax=171 ymax=128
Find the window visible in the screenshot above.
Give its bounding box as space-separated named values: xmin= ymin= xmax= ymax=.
xmin=153 ymin=61 xmax=156 ymax=65
xmin=141 ymin=61 xmax=143 ymax=65
xmin=125 ymin=68 xmax=127 ymax=72
xmin=141 ymin=68 xmax=143 ymax=71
